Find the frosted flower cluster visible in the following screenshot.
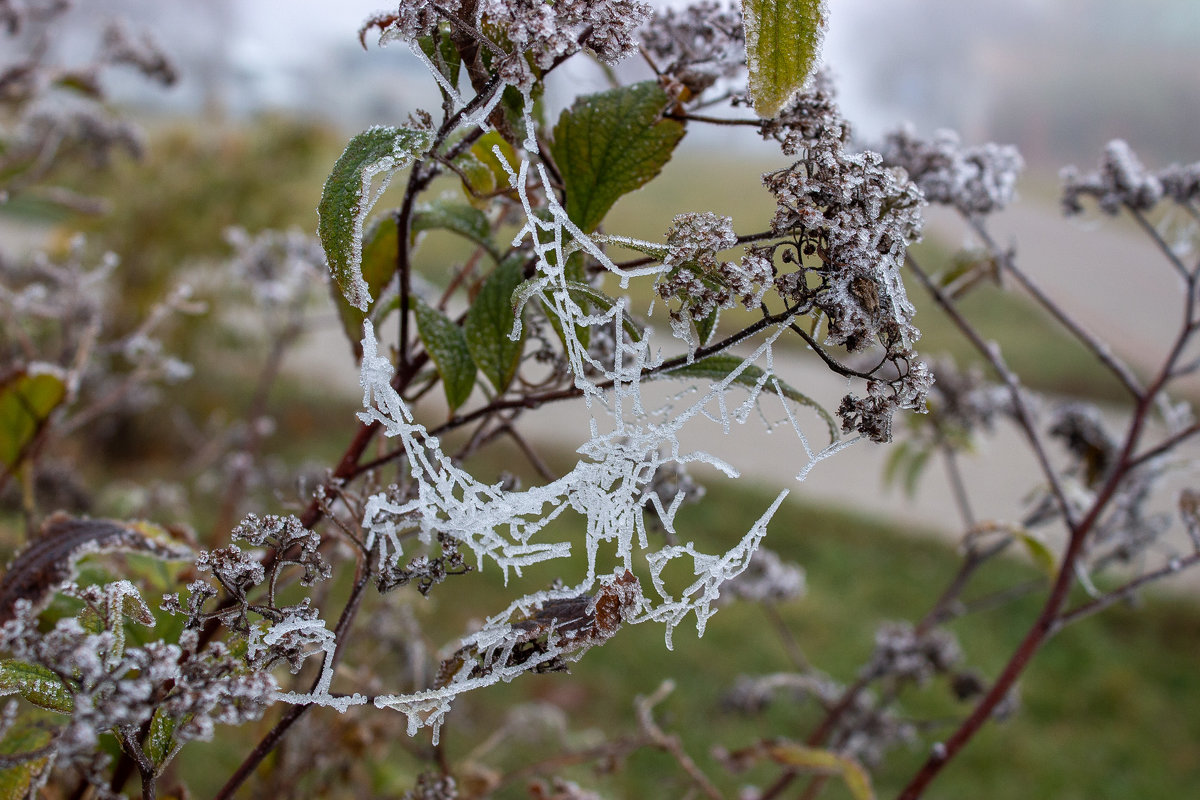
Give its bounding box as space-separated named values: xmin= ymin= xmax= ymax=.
xmin=655 ymin=211 xmax=771 ymax=340
xmin=878 ymin=125 xmax=1024 ymax=215
xmin=640 ymin=1 xmax=745 ymax=95
xmin=759 ymin=69 xmax=847 ymax=156
xmin=924 ymin=359 xmax=1011 ymax=438
xmin=762 ymin=121 xmax=924 ymax=352
xmin=717 ymin=546 xmax=805 ymax=604
xmin=225 ymin=227 xmax=327 ymax=309
xmin=0 ymin=584 xmax=275 ymax=765
xmin=364 ymin=0 xmax=650 ymax=89
xmin=862 ymin=621 xmax=961 ymax=686
xmin=1062 ymin=139 xmax=1200 ymax=215
xmin=754 ymin=79 xmax=930 ymax=442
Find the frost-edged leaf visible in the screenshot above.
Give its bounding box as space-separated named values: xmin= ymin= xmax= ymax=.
xmin=0 ymin=660 xmax=74 ymax=713
xmin=590 ymin=233 xmax=670 ymax=262
xmin=761 ymin=741 xmax=874 ymax=800
xmin=0 ymin=514 xmax=191 ymax=624
xmin=659 ymin=355 xmax=838 ymax=442
xmin=412 ymin=199 xmax=499 ymax=261
xmin=551 ymin=82 xmax=685 ymax=233
xmin=464 ymin=258 xmax=526 ymax=393
xmin=415 ymin=298 xmax=477 ymax=412
xmin=0 ymin=368 xmax=66 ymax=469
xmin=318 ymin=125 xmax=433 ymax=311
xmin=417 ymin=25 xmax=461 ymax=92
xmin=743 ymin=0 xmax=826 ymax=117
xmin=333 ymin=212 xmax=401 ymax=359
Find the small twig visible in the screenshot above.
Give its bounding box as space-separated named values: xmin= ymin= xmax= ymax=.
xmin=907 ymin=253 xmax=1078 ymax=529
xmin=635 ymin=681 xmax=724 ymax=800
xmin=1053 ymin=551 xmax=1200 ymax=631
xmin=963 ymin=214 xmax=1144 ymax=400
xmin=1128 ymin=206 xmax=1191 ymax=281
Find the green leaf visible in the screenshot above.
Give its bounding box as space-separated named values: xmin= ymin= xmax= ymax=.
xmin=414 ymin=298 xmax=477 ymax=412
xmin=551 ymin=82 xmax=685 ymax=233
xmin=0 ymin=660 xmax=74 ymax=713
xmin=0 ymin=369 xmax=66 ymax=469
xmin=543 ymin=280 xmax=645 ymax=344
xmin=742 ymin=0 xmax=826 ymax=117
xmin=318 ymin=125 xmax=432 ymax=311
xmin=658 ymin=354 xmax=838 ymax=443
xmin=695 ymin=307 xmax=719 ymax=347
xmin=1015 ymin=527 xmax=1057 ymax=577
xmin=145 ymin=707 xmax=185 ymax=769
xmin=590 ymin=233 xmax=670 ymax=261
xmin=762 ymin=742 xmax=875 ymax=800
xmin=455 ymin=130 xmax=519 ymax=207
xmin=412 ymin=199 xmax=499 ymax=261
xmin=464 ymin=258 xmax=526 ymax=393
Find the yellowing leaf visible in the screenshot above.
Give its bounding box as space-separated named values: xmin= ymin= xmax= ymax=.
xmin=551 ymin=82 xmax=685 ymax=233
xmin=743 ymin=0 xmax=826 ymax=117
xmin=0 ymin=368 xmax=66 ymax=470
xmin=763 ymin=741 xmax=875 ymax=800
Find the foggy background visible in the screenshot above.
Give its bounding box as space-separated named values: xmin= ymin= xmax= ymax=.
xmin=50 ymin=0 xmax=1200 ymax=170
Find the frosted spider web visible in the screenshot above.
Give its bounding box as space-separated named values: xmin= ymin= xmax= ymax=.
xmin=284 ymin=88 xmax=859 ymax=742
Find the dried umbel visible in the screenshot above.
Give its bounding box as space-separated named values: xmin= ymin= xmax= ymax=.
xmin=878 ymin=125 xmax=1023 ymax=215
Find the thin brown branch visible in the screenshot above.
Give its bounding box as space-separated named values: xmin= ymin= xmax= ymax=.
xmin=963 ymin=214 xmax=1144 ymax=400
xmin=1128 ymin=206 xmax=1191 ymax=281
xmin=907 ymin=253 xmax=1078 ymax=529
xmin=1053 ymin=551 xmax=1200 ymax=630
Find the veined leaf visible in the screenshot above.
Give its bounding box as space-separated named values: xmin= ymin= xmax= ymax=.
xmin=0 ymin=660 xmax=74 ymax=713
xmin=417 ymin=24 xmax=461 ymax=93
xmin=658 ymin=354 xmax=838 ymax=442
xmin=415 ymin=298 xmax=477 ymax=412
xmin=412 ymin=199 xmax=499 ymax=261
xmin=318 ymin=125 xmax=432 ymax=311
xmin=551 ymin=82 xmax=685 ymax=233
xmin=0 ymin=368 xmax=66 ymax=470
xmin=464 ymin=258 xmax=526 ymax=393
xmin=743 ymin=0 xmax=826 ymax=117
